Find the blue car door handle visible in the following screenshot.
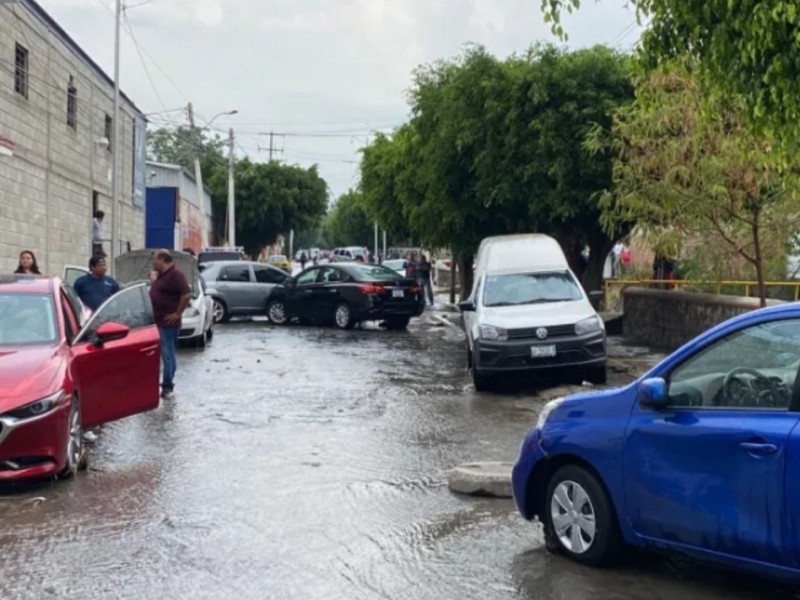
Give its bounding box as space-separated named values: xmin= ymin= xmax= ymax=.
xmin=740 ymin=442 xmax=778 ymax=455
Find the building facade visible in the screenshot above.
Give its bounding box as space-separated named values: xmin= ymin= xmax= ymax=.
xmin=0 ymin=0 xmax=146 ymax=276
xmin=146 ymin=162 xmax=213 ymax=255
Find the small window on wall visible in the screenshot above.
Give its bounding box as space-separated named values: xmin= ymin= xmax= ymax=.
xmin=14 ymin=43 xmax=28 ymax=98
xmin=104 ymin=114 xmax=113 ymax=153
xmin=67 ymin=76 xmax=77 ymax=129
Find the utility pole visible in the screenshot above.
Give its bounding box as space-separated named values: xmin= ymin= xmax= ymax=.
xmin=267 ymin=131 xmax=283 ymax=162
xmin=227 ymin=128 xmax=236 ymax=247
xmin=187 ymin=102 xmax=207 ymax=248
xmin=374 ymin=221 xmax=378 ymax=264
xmin=109 ymin=0 xmax=122 ymax=275
xmin=382 ymin=230 xmax=387 ymax=263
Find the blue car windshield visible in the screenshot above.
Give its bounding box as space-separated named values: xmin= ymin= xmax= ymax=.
xmin=0 ymin=294 xmax=57 ymax=346
xmin=483 ymin=271 xmax=583 ymax=307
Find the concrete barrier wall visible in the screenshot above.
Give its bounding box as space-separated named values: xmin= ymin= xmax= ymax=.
xmin=623 ymin=287 xmax=785 ymax=350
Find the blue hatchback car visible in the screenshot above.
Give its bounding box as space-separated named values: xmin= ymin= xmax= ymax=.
xmin=512 ymin=303 xmax=800 ymax=582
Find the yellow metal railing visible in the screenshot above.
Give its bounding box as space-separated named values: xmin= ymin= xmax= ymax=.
xmin=603 ymin=279 xmax=800 ymax=312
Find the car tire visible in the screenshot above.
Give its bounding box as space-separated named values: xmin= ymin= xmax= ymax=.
xmin=543 ymin=464 xmax=623 ymax=567
xmin=212 ymin=299 xmax=229 ymax=324
xmin=58 ymin=396 xmax=84 ymax=480
xmin=207 ymin=324 xmax=214 ymax=340
xmin=267 ymin=300 xmax=289 ymax=325
xmin=196 ymin=328 xmax=208 ymax=348
xmin=386 ymin=316 xmax=410 ymax=331
xmin=334 ymin=303 xmax=355 ymax=330
xmin=471 ymin=367 xmax=493 ymax=392
xmin=585 ymin=366 xmax=607 ymax=385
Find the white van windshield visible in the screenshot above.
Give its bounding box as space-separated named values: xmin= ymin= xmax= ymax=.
xmin=483 ymin=271 xmax=583 ymax=307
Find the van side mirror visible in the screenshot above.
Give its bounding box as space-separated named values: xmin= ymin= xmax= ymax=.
xmin=458 ymin=300 xmax=476 ymax=312
xmin=639 ymin=377 xmax=668 ymax=409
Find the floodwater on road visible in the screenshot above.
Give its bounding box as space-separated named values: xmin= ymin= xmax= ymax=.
xmin=0 ymin=316 xmax=796 ymax=599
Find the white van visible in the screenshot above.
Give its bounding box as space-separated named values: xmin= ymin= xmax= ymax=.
xmin=459 ymin=234 xmax=606 ymax=391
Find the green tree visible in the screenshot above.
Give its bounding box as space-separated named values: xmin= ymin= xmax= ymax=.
xmin=360 ymin=44 xmax=633 ymax=293
xmin=540 ymin=0 xmax=800 ymax=147
xmin=325 ymin=190 xmax=374 ymax=249
xmin=590 ymin=66 xmax=800 ymax=306
xmin=234 ymin=160 xmax=329 ymax=256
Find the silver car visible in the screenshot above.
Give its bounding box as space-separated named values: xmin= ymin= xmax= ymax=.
xmin=202 ymin=261 xmax=289 ymax=323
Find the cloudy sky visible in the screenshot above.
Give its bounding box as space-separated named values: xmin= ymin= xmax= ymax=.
xmin=38 ymin=0 xmax=642 ymax=200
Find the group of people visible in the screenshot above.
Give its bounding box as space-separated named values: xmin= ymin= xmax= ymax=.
xmin=402 ymin=253 xmax=435 ymax=306
xmin=11 ymin=248 xmax=190 ymax=400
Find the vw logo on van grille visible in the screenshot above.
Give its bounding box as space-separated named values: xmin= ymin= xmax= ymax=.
xmin=535 ymin=327 xmax=548 ymax=340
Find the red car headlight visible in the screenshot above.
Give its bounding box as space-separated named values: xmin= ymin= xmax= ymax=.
xmin=3 ymin=391 xmax=66 ymax=420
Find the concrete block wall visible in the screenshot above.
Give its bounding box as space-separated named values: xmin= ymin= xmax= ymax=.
xmin=0 ymin=2 xmax=144 ymax=276
xmin=622 ymin=287 xmax=784 ymax=350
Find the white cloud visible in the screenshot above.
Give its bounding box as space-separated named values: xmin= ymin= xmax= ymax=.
xmin=34 ymin=0 xmax=642 ymax=200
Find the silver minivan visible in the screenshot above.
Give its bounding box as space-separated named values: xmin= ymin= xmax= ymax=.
xmin=459 ymin=234 xmax=607 ymax=391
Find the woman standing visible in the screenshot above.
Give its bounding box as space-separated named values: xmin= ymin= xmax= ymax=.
xmin=14 ymin=250 xmax=42 ymax=275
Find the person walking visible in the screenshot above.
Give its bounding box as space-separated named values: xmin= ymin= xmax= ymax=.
xmin=416 ymin=254 xmax=434 ymax=307
xmin=14 ymin=250 xmax=42 ymax=275
xmin=404 ymin=253 xmax=417 ymax=280
xmin=149 ymin=249 xmax=191 ymax=399
xmin=92 ymin=211 xmax=106 ymax=257
xmin=300 ymin=251 xmax=308 ymax=270
xmin=74 ymin=256 xmax=120 ymax=311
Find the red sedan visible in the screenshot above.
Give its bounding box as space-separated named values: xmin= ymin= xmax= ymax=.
xmin=0 ymin=275 xmax=160 ymax=481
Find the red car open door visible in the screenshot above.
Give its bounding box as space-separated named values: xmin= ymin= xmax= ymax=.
xmin=70 ymin=284 xmax=160 ymax=429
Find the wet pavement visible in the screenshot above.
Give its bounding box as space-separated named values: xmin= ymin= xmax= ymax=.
xmin=0 ymin=315 xmax=797 ymax=599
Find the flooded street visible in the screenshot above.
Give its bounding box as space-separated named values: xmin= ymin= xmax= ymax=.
xmin=0 ymin=316 xmax=796 ymax=600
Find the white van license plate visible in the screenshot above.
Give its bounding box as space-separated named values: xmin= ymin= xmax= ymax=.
xmin=531 ymin=345 xmax=556 ymax=358
xmin=392 ymin=290 xmax=404 ymax=298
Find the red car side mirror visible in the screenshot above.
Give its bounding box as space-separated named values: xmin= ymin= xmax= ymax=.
xmin=93 ymin=322 xmax=130 ymax=346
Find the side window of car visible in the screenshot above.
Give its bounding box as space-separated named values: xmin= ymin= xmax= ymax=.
xmin=76 ymin=285 xmax=154 ymax=344
xmin=668 ymin=319 xmax=800 ymax=410
xmin=254 ymin=266 xmax=286 ymax=284
xmin=296 ymin=269 xmax=320 ymax=285
xmin=60 ymin=291 xmax=79 ymax=342
xmin=321 ymin=268 xmax=343 ymax=283
xmin=62 ymin=284 xmax=84 ymax=325
xmin=220 ymin=265 xmax=251 ymax=283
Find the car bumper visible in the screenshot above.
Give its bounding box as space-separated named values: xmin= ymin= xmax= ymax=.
xmin=0 ymin=400 xmax=71 ymax=481
xmin=512 ymin=429 xmax=548 ymax=521
xmin=179 ymin=314 xmax=204 ymax=339
xmin=474 ymin=331 xmax=606 ymax=373
xmin=357 ymin=295 xmax=425 ymax=320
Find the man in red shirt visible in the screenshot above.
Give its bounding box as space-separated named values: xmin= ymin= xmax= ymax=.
xmin=149 ymin=249 xmax=191 ymax=399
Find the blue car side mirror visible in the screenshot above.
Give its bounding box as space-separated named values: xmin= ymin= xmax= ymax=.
xmin=639 ymin=377 xmax=668 ymax=409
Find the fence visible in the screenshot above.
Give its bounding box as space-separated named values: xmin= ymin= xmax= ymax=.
xmin=604 ymin=279 xmax=800 ymax=313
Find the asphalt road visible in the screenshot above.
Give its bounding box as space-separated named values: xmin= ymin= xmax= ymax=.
xmin=0 ymin=314 xmax=796 ymax=599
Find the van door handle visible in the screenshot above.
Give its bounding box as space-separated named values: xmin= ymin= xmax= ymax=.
xmin=740 ymin=442 xmax=778 ymax=456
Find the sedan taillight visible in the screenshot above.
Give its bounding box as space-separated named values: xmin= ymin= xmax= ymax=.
xmin=410 ymin=285 xmax=421 ymax=293
xmin=359 ymin=284 xmax=385 ymax=295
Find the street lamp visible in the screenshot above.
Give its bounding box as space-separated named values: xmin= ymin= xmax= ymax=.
xmin=186 ymin=107 xmax=237 ymax=249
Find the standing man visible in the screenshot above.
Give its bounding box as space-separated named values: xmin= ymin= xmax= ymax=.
xmin=73 ymin=256 xmax=120 ymax=311
xmin=149 ymin=249 xmax=191 ymax=399
xmin=92 ymin=211 xmax=105 ymax=257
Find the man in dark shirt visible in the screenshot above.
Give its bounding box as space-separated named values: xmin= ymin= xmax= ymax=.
xmin=149 ymin=249 xmax=191 ymax=399
xmin=73 ymin=256 xmax=120 ymax=311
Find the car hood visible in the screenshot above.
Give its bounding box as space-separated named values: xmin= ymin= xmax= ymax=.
xmin=0 ymin=345 xmax=66 ymax=411
xmin=478 ymin=300 xmax=596 ymax=329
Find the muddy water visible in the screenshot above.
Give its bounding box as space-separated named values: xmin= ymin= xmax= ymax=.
xmin=0 ymin=318 xmax=796 ymax=599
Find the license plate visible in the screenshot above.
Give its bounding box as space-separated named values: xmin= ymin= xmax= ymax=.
xmin=392 ymin=289 xmax=404 ymax=298
xmin=531 ymin=345 xmax=556 ymax=358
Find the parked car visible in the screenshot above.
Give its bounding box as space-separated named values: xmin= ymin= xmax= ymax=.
xmin=332 ymin=247 xmax=368 ymax=262
xmin=381 ymin=259 xmax=406 ymax=277
xmin=198 ymin=247 xmax=244 ymax=271
xmin=202 ymin=261 xmax=289 ymax=323
xmin=512 ymin=303 xmax=800 ymax=582
xmin=65 ymin=250 xmax=215 ymax=347
xmin=267 ymin=254 xmax=292 ymax=273
xmin=0 ymin=275 xmax=160 ymax=481
xmin=266 ymin=263 xmax=424 ymax=330
xmin=459 ymin=234 xmax=606 ymax=392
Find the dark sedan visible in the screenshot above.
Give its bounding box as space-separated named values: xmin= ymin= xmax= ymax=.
xmin=266 ymin=263 xmax=425 ymax=330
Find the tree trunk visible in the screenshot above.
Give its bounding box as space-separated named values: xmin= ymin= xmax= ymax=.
xmin=458 ymin=254 xmax=474 ymax=302
xmin=584 ymin=237 xmax=615 ymax=294
xmin=752 ymin=219 xmax=767 ymax=308
xmin=449 ymin=251 xmax=457 ymax=305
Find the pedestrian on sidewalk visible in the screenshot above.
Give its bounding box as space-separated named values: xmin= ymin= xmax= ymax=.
xmin=416 ymin=254 xmax=434 ymax=306
xmin=149 ymin=249 xmax=191 ymax=399
xmin=74 ymin=256 xmax=120 ymax=311
xmin=14 ymin=250 xmax=41 ymax=275
xmin=404 ymin=252 xmax=417 ymax=280
xmin=92 ymin=211 xmax=106 ymax=257
xmin=300 ymin=251 xmax=308 ymax=270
